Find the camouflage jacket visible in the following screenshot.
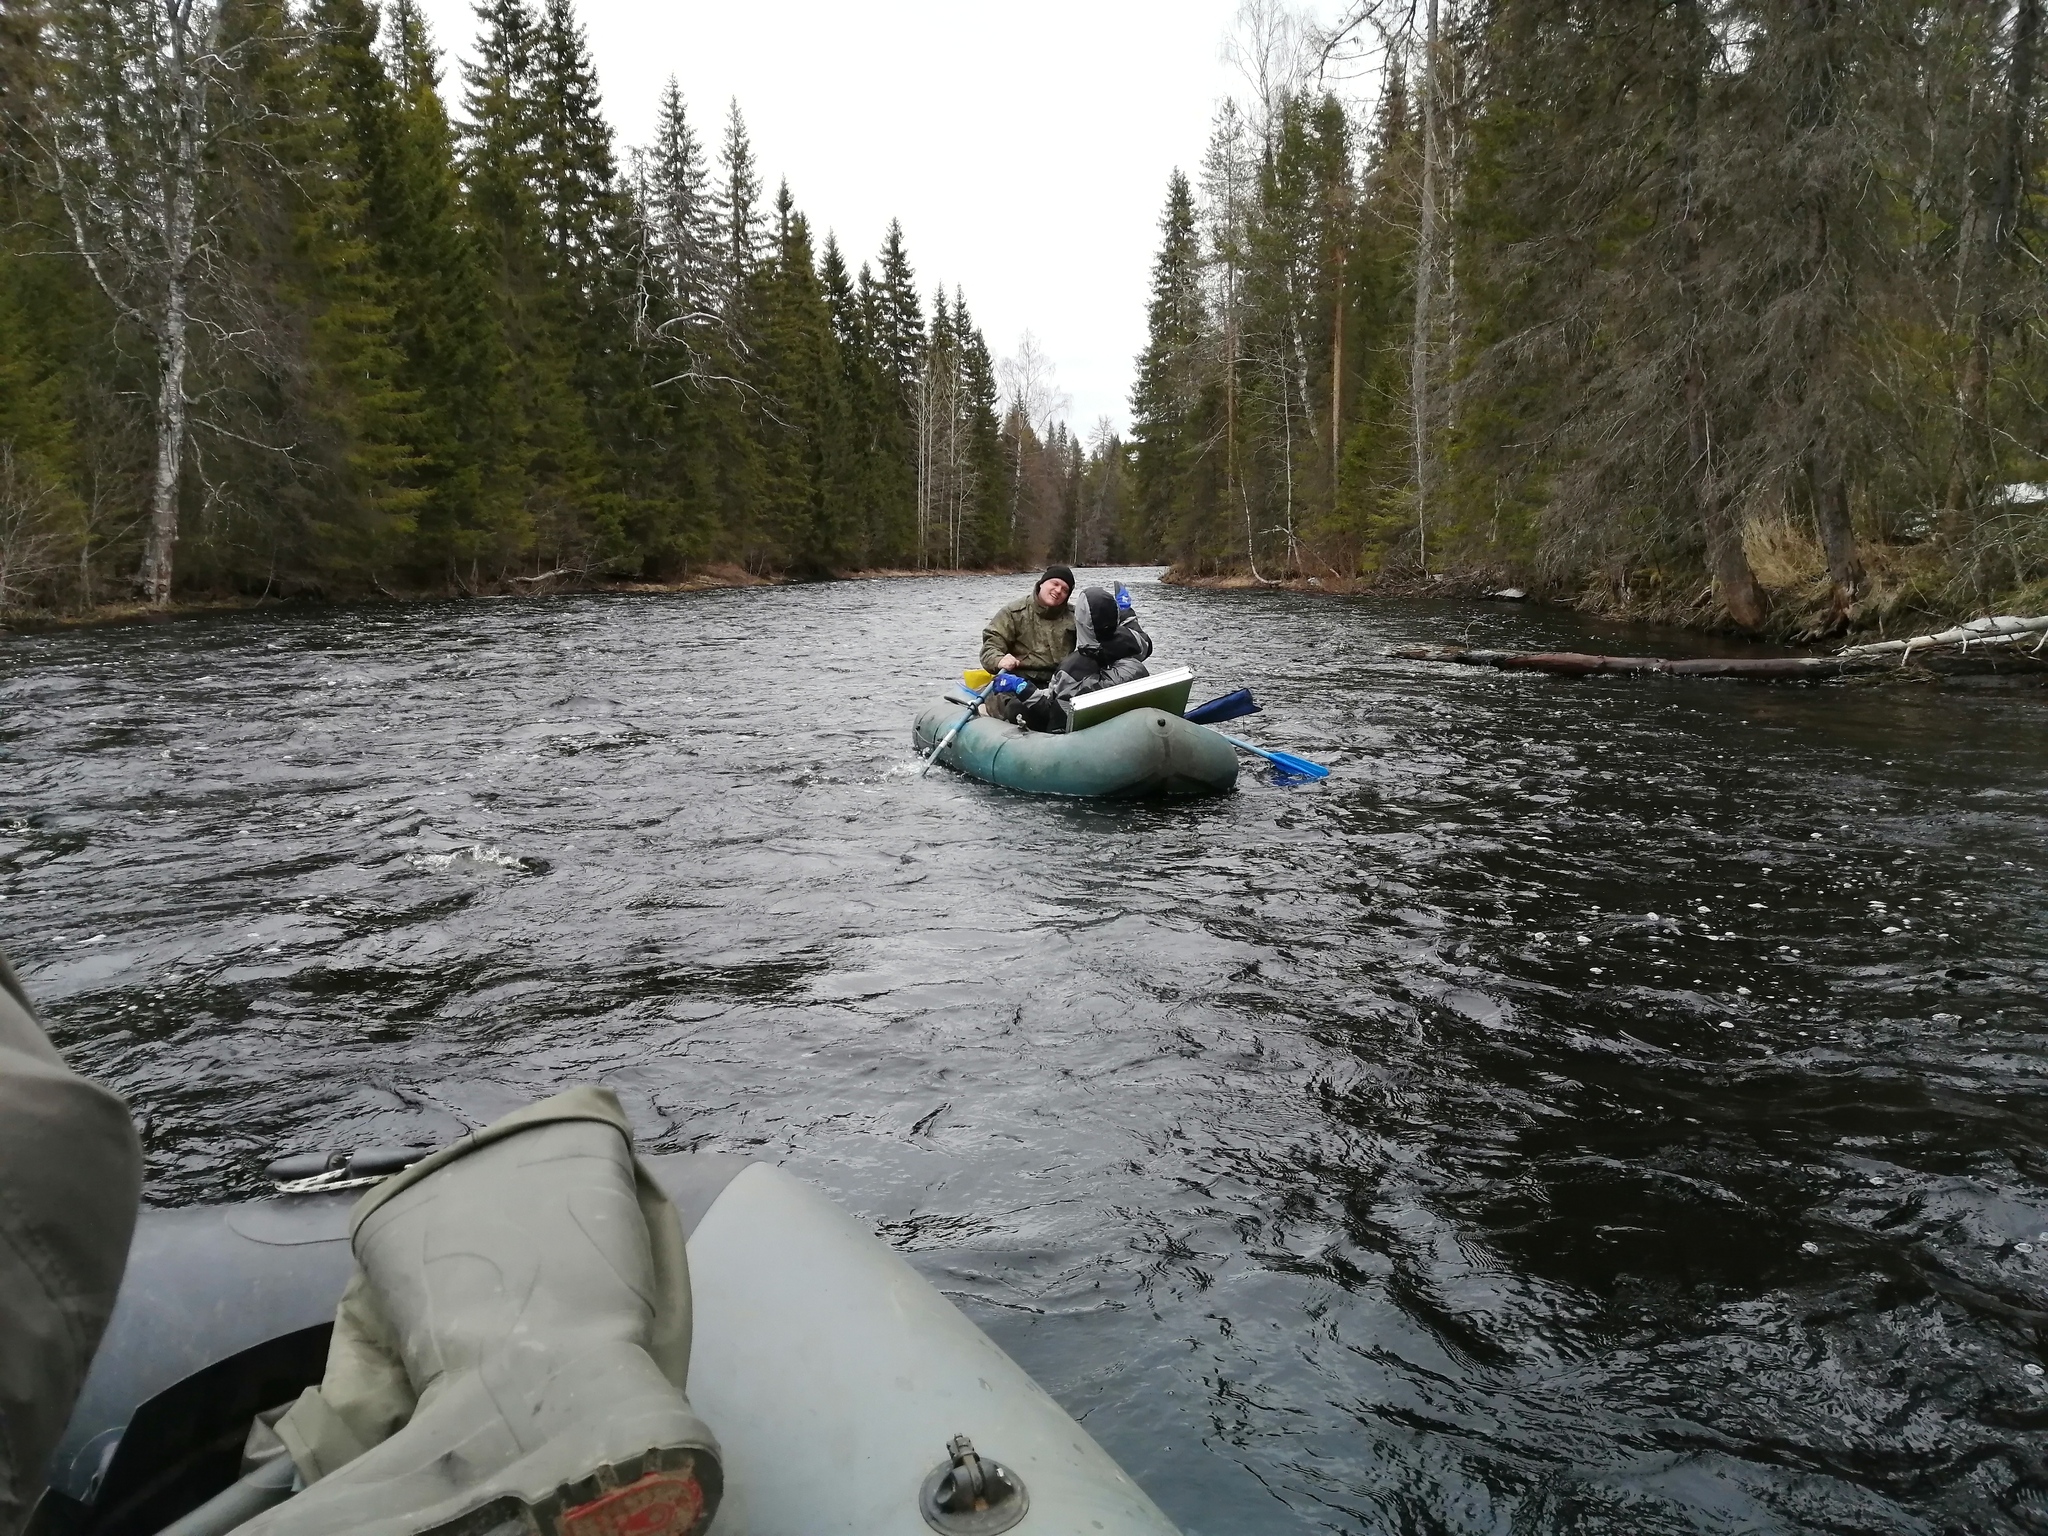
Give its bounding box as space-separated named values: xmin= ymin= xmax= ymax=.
xmin=979 ymin=592 xmax=1077 ymax=685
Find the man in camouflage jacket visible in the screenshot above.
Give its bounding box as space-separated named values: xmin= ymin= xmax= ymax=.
xmin=979 ymin=565 xmax=1076 ymax=688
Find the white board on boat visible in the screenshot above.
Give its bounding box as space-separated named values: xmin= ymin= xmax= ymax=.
xmin=1069 ymin=665 xmax=1195 ymax=732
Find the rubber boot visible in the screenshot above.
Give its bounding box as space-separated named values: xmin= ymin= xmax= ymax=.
xmin=239 ymin=1091 xmax=720 ymax=1536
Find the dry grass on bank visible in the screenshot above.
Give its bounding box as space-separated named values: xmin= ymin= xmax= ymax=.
xmin=0 ymin=562 xmax=1030 ymax=632
xmin=1167 ymin=521 xmax=2021 ymax=646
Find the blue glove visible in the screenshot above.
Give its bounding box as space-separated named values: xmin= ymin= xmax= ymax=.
xmin=1114 ymin=582 xmax=1135 ymax=614
xmin=989 ymin=671 xmax=1032 ymax=696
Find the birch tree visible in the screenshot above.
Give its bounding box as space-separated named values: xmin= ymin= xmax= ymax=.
xmin=1200 ymin=99 xmax=1259 ymax=572
xmin=24 ymin=0 xmax=250 ymax=605
xmin=998 ymin=329 xmax=1066 ymax=539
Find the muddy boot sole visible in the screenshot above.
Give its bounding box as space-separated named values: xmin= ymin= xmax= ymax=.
xmin=431 ymin=1447 xmax=719 ymax=1536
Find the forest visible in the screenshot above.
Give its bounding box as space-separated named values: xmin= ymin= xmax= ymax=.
xmin=9 ymin=1 xmax=2047 ymax=636
xmin=1130 ymin=1 xmax=2048 ymax=635
xmin=0 ymin=0 xmax=1130 ymax=617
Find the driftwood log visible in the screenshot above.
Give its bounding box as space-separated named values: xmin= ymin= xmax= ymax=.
xmin=1838 ymin=613 xmax=2048 ymax=660
xmin=1394 ymin=614 xmax=2048 ymax=680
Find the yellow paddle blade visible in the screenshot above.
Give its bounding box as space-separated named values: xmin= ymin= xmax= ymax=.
xmin=962 ymin=668 xmax=994 ymax=689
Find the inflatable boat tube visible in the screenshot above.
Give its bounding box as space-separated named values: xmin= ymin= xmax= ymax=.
xmin=32 ymin=1155 xmax=1180 ymax=1536
xmin=912 ymin=703 xmax=1237 ymax=799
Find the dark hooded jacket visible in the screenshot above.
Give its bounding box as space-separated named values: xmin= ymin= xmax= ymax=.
xmin=1048 ymin=586 xmax=1152 ymax=701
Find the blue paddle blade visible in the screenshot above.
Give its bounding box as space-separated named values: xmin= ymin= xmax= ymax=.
xmin=1184 ymin=688 xmax=1261 ymax=725
xmin=1217 ymin=732 xmax=1331 ymax=780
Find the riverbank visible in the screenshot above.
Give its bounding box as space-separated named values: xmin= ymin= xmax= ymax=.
xmin=1166 ymin=520 xmax=2046 ymax=645
xmin=0 ymin=562 xmax=1026 ymax=634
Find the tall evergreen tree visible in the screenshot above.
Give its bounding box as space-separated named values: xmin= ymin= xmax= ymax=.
xmin=820 ymin=232 xmax=907 ymax=563
xmin=644 ymin=76 xmax=716 ymax=319
xmin=712 ymin=98 xmax=766 ymax=308
xmin=752 ymin=182 xmax=845 ymax=574
xmin=292 ymin=0 xmax=427 ymax=573
xmin=1131 ymin=169 xmax=1210 ymax=564
xmin=869 ymin=219 xmax=925 ymax=398
xmin=374 ymin=0 xmax=519 ymax=572
xmin=951 ymin=287 xmax=1006 ymax=564
xmin=462 ymin=0 xmax=616 ymax=571
xmin=531 ymin=0 xmax=618 ymax=285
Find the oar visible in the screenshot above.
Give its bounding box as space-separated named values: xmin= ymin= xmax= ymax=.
xmin=926 ymin=673 xmax=1031 ymax=776
xmin=1215 ymin=732 xmax=1330 ymax=781
xmin=922 ymin=678 xmax=996 ymax=778
xmin=1185 ymin=688 xmax=1260 ymax=725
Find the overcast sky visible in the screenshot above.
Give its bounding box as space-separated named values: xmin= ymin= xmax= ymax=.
xmin=408 ymin=0 xmax=1346 ymax=436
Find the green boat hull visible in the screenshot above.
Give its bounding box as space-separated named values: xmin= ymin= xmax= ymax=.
xmin=912 ymin=702 xmax=1238 ymax=799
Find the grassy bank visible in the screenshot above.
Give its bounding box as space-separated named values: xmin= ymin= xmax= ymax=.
xmin=0 ymin=564 xmax=1037 ymax=635
xmin=1168 ymin=520 xmax=2048 ymax=647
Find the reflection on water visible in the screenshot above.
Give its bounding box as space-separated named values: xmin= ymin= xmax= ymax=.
xmin=5 ymin=573 xmax=2048 ymax=1534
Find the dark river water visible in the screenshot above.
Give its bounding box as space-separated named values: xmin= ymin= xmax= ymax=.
xmin=5 ymin=570 xmax=2048 ymax=1535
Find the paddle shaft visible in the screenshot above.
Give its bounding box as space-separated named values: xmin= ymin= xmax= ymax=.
xmin=921 ymin=679 xmax=997 ymax=777
xmin=1215 ymin=731 xmax=1330 ymax=779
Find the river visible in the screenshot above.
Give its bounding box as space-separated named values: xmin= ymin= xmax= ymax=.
xmin=5 ymin=570 xmax=2047 ymax=1535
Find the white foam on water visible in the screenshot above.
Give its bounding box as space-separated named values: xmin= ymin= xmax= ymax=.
xmin=407 ymin=843 xmax=528 ymax=873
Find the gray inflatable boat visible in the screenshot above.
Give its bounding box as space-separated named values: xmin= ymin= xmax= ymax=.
xmin=33 ymin=1153 xmax=1181 ymax=1536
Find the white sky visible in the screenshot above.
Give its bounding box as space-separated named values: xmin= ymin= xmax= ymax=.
xmin=408 ymin=0 xmax=1347 ymax=435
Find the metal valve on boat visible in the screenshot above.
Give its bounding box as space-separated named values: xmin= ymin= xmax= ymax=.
xmin=918 ymin=1434 xmax=1029 ymax=1535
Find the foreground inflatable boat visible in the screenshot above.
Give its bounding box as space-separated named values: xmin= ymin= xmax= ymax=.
xmin=33 ymin=1154 xmax=1180 ymax=1536
xmin=912 ymin=703 xmax=1237 ymax=799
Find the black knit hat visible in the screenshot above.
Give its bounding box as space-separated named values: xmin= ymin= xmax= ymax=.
xmin=1037 ymin=564 xmax=1076 ymax=596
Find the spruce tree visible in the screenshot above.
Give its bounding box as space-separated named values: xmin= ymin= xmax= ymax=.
xmin=713 ymin=99 xmax=766 ymax=309
xmin=371 ymin=0 xmax=520 ymax=574
xmin=870 ymin=219 xmax=925 ymax=398
xmin=463 ymin=0 xmax=618 ymax=572
xmin=293 ymin=0 xmax=428 ymax=574
xmin=1339 ymin=60 xmax=1426 ymax=572
xmin=181 ymin=0 xmax=417 ymax=588
xmin=852 ymin=254 xmax=917 ymax=562
xmin=646 ymin=77 xmax=717 ymax=318
xmin=1131 ymin=169 xmax=1209 ymax=564
xmin=463 ymin=0 xmax=541 ymax=244
xmin=751 ymin=182 xmax=845 ymax=575
xmin=532 ymin=0 xmax=619 ymax=285
xmin=0 ymin=0 xmax=91 ymax=591
xmin=951 ymin=288 xmax=1006 ymax=564
xmin=820 ymin=233 xmax=892 ymax=564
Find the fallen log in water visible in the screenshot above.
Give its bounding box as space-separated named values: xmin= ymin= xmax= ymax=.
xmin=1838 ymin=613 xmax=2048 ymax=660
xmin=1394 ymin=614 xmax=2048 ymax=680
xmin=1389 ymin=647 xmax=1848 ymax=678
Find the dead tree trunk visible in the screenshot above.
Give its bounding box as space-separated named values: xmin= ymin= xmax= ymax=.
xmin=1409 ymin=0 xmax=1440 ymax=573
xmin=1808 ymin=440 xmax=1862 ymax=625
xmin=1330 ymin=266 xmax=1344 ymax=515
xmin=1676 ymin=0 xmax=1767 ymax=629
xmin=1395 ymin=614 xmax=2048 ymax=679
xmin=1946 ymin=0 xmax=2040 ymax=519
xmin=1789 ymin=0 xmax=1865 ymax=627
xmin=1393 ymin=646 xmax=1847 ymax=678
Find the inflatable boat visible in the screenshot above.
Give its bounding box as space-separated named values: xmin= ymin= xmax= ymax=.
xmin=32 ymin=1150 xmax=1181 ymax=1536
xmin=911 ymin=704 xmax=1237 ymax=799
